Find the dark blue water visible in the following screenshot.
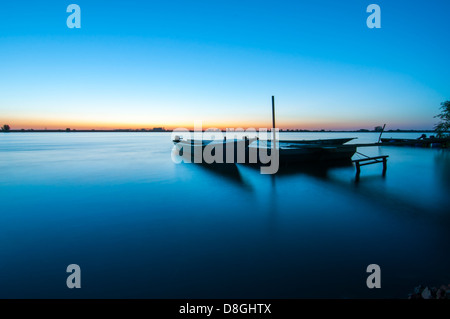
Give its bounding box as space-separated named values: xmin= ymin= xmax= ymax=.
xmin=1 ymin=132 xmax=449 ymax=298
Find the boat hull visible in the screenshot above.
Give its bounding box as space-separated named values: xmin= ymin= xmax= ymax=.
xmin=173 ymin=138 xmax=256 ymax=164
xmin=381 ymin=137 xmax=450 ymax=148
xmin=173 ymin=138 xmax=357 ymax=166
xmin=247 ymin=141 xmax=356 ymax=165
xmin=279 ymin=137 xmax=356 ymax=146
xmin=279 ymin=145 xmax=357 ymax=164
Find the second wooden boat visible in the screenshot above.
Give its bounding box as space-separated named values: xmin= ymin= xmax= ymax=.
xmin=247 ymin=140 xmax=357 ymax=164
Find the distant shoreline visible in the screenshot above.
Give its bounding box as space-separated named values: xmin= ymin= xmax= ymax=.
xmin=2 ymin=129 xmax=436 ymax=133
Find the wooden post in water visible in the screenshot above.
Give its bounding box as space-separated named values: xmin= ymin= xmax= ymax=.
xmin=272 ymin=96 xmax=276 ymax=131
xmin=271 ymin=95 xmax=277 ymax=181
xmin=272 ymin=96 xmax=276 ymax=150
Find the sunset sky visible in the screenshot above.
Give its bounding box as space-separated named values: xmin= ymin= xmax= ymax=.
xmin=1 ymin=0 xmax=449 ymax=130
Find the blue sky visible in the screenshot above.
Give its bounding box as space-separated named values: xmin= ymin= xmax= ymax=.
xmin=1 ymin=0 xmax=449 ymax=130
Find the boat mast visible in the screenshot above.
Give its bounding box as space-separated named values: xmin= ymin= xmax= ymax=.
xmin=272 ymin=96 xmax=276 ymax=132
xmin=377 ymin=124 xmax=386 ymax=143
xmin=272 ymin=96 xmax=276 ymax=148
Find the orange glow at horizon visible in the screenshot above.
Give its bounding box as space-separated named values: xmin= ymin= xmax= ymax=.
xmin=3 ymin=118 xmax=395 ymax=131
xmin=2 ymin=111 xmax=422 ymax=131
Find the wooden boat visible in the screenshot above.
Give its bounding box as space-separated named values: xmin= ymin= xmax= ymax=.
xmin=279 ymin=137 xmax=356 ymax=146
xmin=380 ymin=137 xmax=450 ymax=148
xmin=173 ymin=136 xmax=356 ymax=165
xmin=247 ymin=140 xmax=357 ymax=164
xmin=173 ymin=136 xmax=257 ymax=163
xmin=172 ymin=97 xmax=358 ymax=167
xmin=246 ymin=97 xmax=357 ymax=165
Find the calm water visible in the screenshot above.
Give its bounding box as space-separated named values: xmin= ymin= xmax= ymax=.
xmin=0 ymin=132 xmax=449 ymax=298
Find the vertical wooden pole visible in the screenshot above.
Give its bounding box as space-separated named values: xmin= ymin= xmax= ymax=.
xmin=271 ymin=96 xmax=277 ymax=181
xmin=355 ymin=162 xmax=361 ymax=181
xmin=272 ymin=96 xmax=276 ymax=131
xmin=272 ymin=96 xmax=276 ymax=150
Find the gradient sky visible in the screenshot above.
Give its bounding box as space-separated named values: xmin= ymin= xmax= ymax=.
xmin=1 ymin=0 xmax=449 ymax=130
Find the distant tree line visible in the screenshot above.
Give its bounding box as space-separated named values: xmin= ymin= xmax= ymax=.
xmin=1 ymin=124 xmax=10 ymax=132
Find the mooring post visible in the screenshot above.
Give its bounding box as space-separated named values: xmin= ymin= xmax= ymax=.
xmin=353 ymin=155 xmax=388 ymax=181
xmin=272 ymin=95 xmax=276 ymax=150
xmin=355 ymin=162 xmax=361 ymax=181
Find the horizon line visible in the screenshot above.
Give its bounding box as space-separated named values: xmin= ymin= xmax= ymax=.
xmin=2 ymin=128 xmax=437 ymax=133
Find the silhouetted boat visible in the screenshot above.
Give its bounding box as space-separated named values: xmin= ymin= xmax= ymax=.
xmin=172 ymin=96 xmax=359 ymax=166
xmin=280 ymin=137 xmax=356 ymax=146
xmin=248 ymin=140 xmax=357 ymax=164
xmin=380 ymin=137 xmax=450 ymax=148
xmin=246 ymin=96 xmax=357 ymax=165
xmin=173 ymin=136 xmax=356 ymax=165
xmin=173 ymin=136 xmax=257 ymax=163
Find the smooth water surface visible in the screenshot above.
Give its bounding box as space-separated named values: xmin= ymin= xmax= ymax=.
xmin=1 ymin=132 xmax=449 ymax=298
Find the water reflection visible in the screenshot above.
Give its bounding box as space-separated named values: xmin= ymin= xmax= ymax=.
xmin=2 ymin=133 xmax=450 ymax=299
xmin=200 ymin=163 xmax=249 ymax=187
xmin=182 ymin=162 xmax=253 ymax=191
xmin=240 ymin=156 xmax=450 ymax=223
xmin=277 ymin=161 xmax=353 ymax=179
xmin=435 ymin=150 xmax=450 ymax=188
xmin=241 ymin=160 xmax=353 ymax=180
